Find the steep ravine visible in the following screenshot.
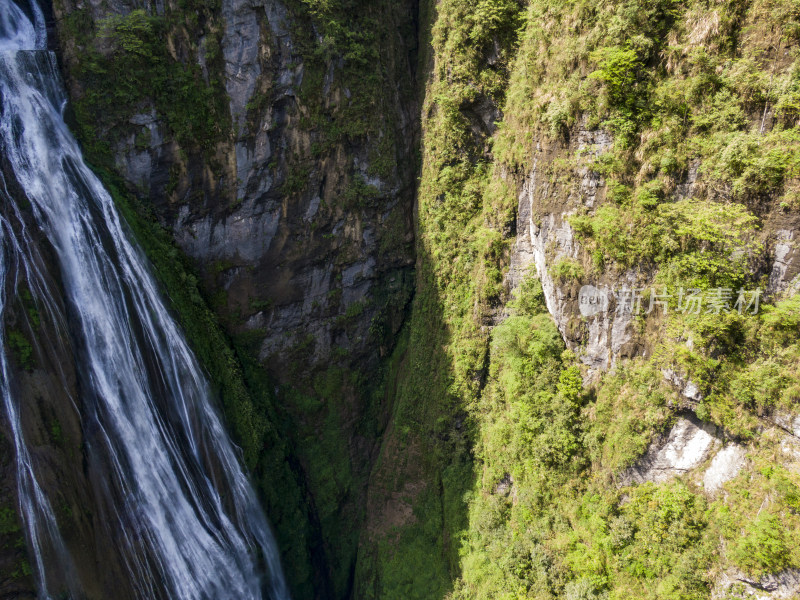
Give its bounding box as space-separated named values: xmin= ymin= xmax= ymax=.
xmin=1 ymin=1 xmax=293 ymax=596
xmin=11 ymin=0 xmax=800 ymax=598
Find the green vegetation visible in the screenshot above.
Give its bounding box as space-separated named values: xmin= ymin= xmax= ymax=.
xmin=569 ymin=196 xmax=761 ymax=283
xmin=0 ymin=505 xmax=31 ymax=580
xmin=61 ymin=4 xmax=229 ymax=163
xmin=278 ymin=0 xmax=417 ymax=205
xmin=550 ymin=257 xmax=585 ymax=282
xmin=730 ymin=513 xmax=792 ymax=577
xmin=354 ymin=0 xmax=527 ymax=595
xmin=6 ymin=330 xmax=34 ymax=371
xmin=441 ymin=281 xmax=800 ymax=599
xmin=288 ymin=0 xmax=397 ymax=148
xmin=0 ymin=507 xmax=20 ymax=537
xmin=343 ymin=174 xmax=382 ymax=209
xmin=362 ymin=0 xmax=800 ymax=597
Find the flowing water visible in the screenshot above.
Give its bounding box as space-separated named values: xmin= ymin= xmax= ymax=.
xmin=0 ymin=1 xmax=290 ymax=597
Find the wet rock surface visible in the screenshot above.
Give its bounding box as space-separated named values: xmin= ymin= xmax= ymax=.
xmin=0 ymin=160 xmax=145 ymax=600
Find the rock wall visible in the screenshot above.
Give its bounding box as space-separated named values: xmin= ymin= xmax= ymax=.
xmin=54 ymin=0 xmax=417 ymax=375
xmin=510 ymin=116 xmax=800 ymax=373
xmin=510 ymin=122 xmax=644 ymax=372
xmin=38 ymin=0 xmax=800 ymax=596
xmin=49 ymin=0 xmax=420 ymax=597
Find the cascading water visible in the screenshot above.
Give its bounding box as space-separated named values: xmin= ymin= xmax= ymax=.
xmin=0 ymin=1 xmax=291 ymax=598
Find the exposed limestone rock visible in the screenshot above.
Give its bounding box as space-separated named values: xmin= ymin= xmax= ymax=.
xmin=574 ymin=127 xmax=612 ymax=207
xmin=117 ymin=111 xmax=163 ymax=191
xmin=713 ymin=569 xmax=800 ymax=599
xmin=510 ymin=117 xmax=799 ymax=375
xmin=225 ymin=0 xmax=295 ymax=204
xmin=617 ymin=410 xmax=747 ymax=493
xmin=781 ymin=436 xmax=800 ymax=472
xmin=171 ymin=0 xmax=418 ymax=382
xmin=222 ymin=0 xmax=265 ymax=130
xmin=619 ymin=416 xmax=719 ymax=485
xmin=768 ymin=229 xmax=799 ymax=295
xmin=662 ymin=368 xmax=703 ymax=403
xmin=494 ymin=473 xmax=514 ymax=497
xmin=510 ymin=125 xmax=646 ymax=371
xmin=513 ymin=198 xmax=638 ymax=371
xmin=174 ymin=199 xmax=282 ymax=262
xmin=773 ymin=412 xmax=800 ymax=437
xmin=772 ymin=413 xmax=800 ymax=472
xmin=703 ymin=444 xmax=747 ymax=493
xmin=674 ymin=158 xmax=700 ymax=200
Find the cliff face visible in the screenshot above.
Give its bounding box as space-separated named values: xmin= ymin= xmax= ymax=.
xmin=55 ymin=0 xmax=417 ymax=375
xmin=37 ymin=0 xmax=800 ymax=598
xmin=50 ymin=0 xmax=419 ymax=597
xmin=56 ymin=0 xmax=420 ymax=375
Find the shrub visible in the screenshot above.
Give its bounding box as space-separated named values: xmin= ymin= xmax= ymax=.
xmin=730 ymin=514 xmax=792 ymax=577
xmin=551 ymin=257 xmax=585 ymax=282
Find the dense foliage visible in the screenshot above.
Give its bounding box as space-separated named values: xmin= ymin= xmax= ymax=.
xmin=360 ymin=0 xmax=800 ymax=597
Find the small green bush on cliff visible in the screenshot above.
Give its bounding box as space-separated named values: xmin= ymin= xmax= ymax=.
xmin=6 ymin=330 xmax=34 ymax=371
xmin=730 ymin=514 xmax=792 ymax=577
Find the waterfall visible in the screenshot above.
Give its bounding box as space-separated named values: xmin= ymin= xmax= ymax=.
xmin=0 ymin=1 xmax=290 ymax=598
